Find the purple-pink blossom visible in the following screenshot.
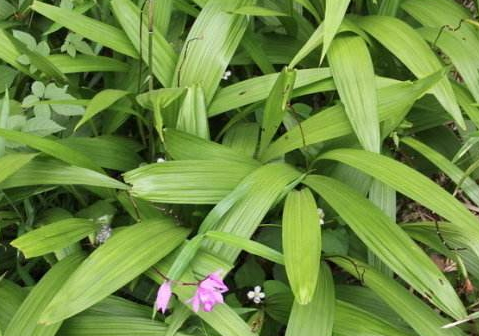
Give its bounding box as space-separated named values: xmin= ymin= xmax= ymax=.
xmin=187 ymin=271 xmax=228 ymax=312
xmin=156 ymin=281 xmax=172 ymax=313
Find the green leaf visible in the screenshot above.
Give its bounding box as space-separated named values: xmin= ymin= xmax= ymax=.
xmin=334 ymin=300 xmax=413 ymax=336
xmin=222 ymin=122 xmax=260 ymax=158
xmin=259 ymin=67 xmax=296 ymax=154
xmin=58 ymin=316 xmax=172 ymax=336
xmin=209 ymin=68 xmax=332 ymax=117
xmin=40 ymin=219 xmax=190 ymax=324
xmin=317 ymin=149 xmax=479 ymax=260
xmin=176 ymin=84 xmax=210 ymax=139
xmin=11 ymin=218 xmax=99 ymax=258
xmin=164 ymin=128 xmax=259 ymax=166
xmin=205 ymin=231 xmax=284 ymax=265
xmin=233 ymin=5 xmax=287 ymax=16
xmin=31 ymin=1 xmax=138 ymax=58
xmin=0 ymin=157 xmax=128 ymax=190
xmin=328 ymin=35 xmax=380 ymax=152
xmin=288 ymin=23 xmax=324 ymax=69
xmin=0 ymin=153 xmax=37 ymax=184
xmin=59 ymin=136 xmax=143 ymax=172
xmin=330 ymin=257 xmax=467 ymax=336
xmin=321 ymin=0 xmax=351 ymax=63
xmin=46 ymin=55 xmax=129 ymax=73
xmin=305 ymin=175 xmax=466 ymax=319
xmin=356 ymin=16 xmax=465 ymax=128
xmin=402 ymin=136 xmax=479 ymax=206
xmin=282 ymin=188 xmax=321 ymax=304
xmin=0 ymin=128 xmax=102 ymax=173
xmin=110 ymin=0 xmax=177 ymax=87
xmin=0 ymin=280 xmax=27 ymax=333
xmin=201 ymin=163 xmax=301 ymax=263
xmin=124 ymin=160 xmax=256 ymax=204
xmin=261 ymin=72 xmax=443 ymax=161
xmin=0 ymin=29 xmax=35 ymax=76
xmin=173 ymin=0 xmax=254 ymax=103
xmin=4 ymin=253 xmax=85 ymax=336
xmin=285 ymin=262 xmax=334 ymax=336
xmin=75 ymin=90 xmax=130 ymax=132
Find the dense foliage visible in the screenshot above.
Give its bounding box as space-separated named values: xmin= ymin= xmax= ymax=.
xmin=1 ymin=0 xmax=479 ymax=335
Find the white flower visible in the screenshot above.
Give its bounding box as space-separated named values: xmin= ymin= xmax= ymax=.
xmin=317 ymin=208 xmax=325 ymax=225
xmin=157 ymin=157 xmax=166 ymax=163
xmin=222 ymin=70 xmax=232 ymax=80
xmin=247 ymin=286 xmax=265 ymax=304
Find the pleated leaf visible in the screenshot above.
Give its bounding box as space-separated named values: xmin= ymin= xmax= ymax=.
xmin=4 ymin=253 xmax=85 ymax=336
xmin=31 ymin=1 xmax=137 ymax=58
xmin=285 ymin=262 xmax=334 ymax=336
xmin=259 ymin=67 xmax=296 ymax=154
xmin=173 ymin=0 xmax=254 ymax=103
xmin=261 ymin=72 xmax=443 ymax=161
xmin=11 ymin=218 xmax=99 ymax=258
xmin=330 ymin=257 xmax=467 ymax=336
xmin=282 ymin=188 xmax=321 ymax=304
xmin=318 ymin=149 xmax=479 ymax=258
xmin=328 ymin=35 xmax=380 ymax=152
xmin=176 ymin=84 xmax=210 ymax=139
xmin=124 ymin=160 xmax=256 ymax=204
xmin=110 ymin=0 xmax=177 ymax=87
xmin=357 ymin=15 xmax=465 ymax=128
xmin=0 ymin=157 xmax=127 ymax=190
xmin=46 ymin=55 xmax=129 ymax=73
xmin=0 ymin=281 xmax=27 ymax=333
xmin=40 ymin=219 xmax=190 ymax=324
xmin=305 ymin=175 xmax=466 ymax=319
xmin=321 ymin=0 xmax=351 ymax=63
xmin=75 ymin=90 xmax=130 ymax=132
xmin=0 ymin=153 xmax=38 ymax=184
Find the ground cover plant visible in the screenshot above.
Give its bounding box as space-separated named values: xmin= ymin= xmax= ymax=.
xmin=1 ymin=0 xmax=479 ymax=335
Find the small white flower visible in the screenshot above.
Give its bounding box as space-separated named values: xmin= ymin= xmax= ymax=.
xmin=247 ymin=286 xmax=265 ymax=304
xmin=317 ymin=208 xmax=325 ymax=225
xmin=222 ymin=70 xmax=232 ymax=80
xmin=157 ymin=157 xmax=166 ymax=163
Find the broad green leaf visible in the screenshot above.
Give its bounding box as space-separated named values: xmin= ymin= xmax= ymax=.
xmin=0 ymin=29 xmax=35 ymax=76
xmin=83 ymin=296 xmax=151 ymax=318
xmin=259 ymin=67 xmax=296 ymax=154
xmin=321 ymin=0 xmax=351 ymax=63
xmin=418 ymin=27 xmax=479 ymax=103
xmin=202 ymin=163 xmax=301 ymax=263
xmin=154 ymin=0 xmax=173 ymax=35
xmin=110 ymin=0 xmax=177 ymax=87
xmin=0 ymin=280 xmax=27 ymax=333
xmin=124 ymin=160 xmax=256 ymax=204
xmin=46 ymin=55 xmax=129 ymax=73
xmin=58 ymin=316 xmax=177 ymax=336
xmin=222 ymin=122 xmax=260 ymax=158
xmin=173 ymin=0 xmax=254 ymax=103
xmin=31 ymin=1 xmax=138 ymax=58
xmin=328 ymin=35 xmax=380 ymax=152
xmin=305 ymin=175 xmax=466 ymax=319
xmin=453 ymin=83 xmax=479 ymax=129
xmin=357 ymin=16 xmax=465 ymax=128
xmin=59 ymin=136 xmax=143 ymax=172
xmin=176 ymin=84 xmax=209 ymax=139
xmin=209 ymin=68 xmax=332 ymax=116
xmin=0 ymin=88 xmax=7 ymax=156
xmin=402 ymin=136 xmax=479 ymax=206
xmin=0 ymin=128 xmax=102 ymax=173
xmin=334 ymin=300 xmax=413 ymax=336
xmin=285 ymin=262 xmax=334 ymax=336
xmin=282 ymin=188 xmax=321 ymax=304
xmin=330 ymin=257 xmax=467 ymax=336
xmin=164 ymin=128 xmax=259 ymax=165
xmin=241 ymin=30 xmax=275 ymax=74
xmin=11 ymin=218 xmax=99 ymax=258
xmin=318 ymin=149 xmax=479 ymax=258
xmin=0 ymin=153 xmax=37 ymax=184
xmin=261 ymin=72 xmax=443 ymax=161
xmin=75 ymin=90 xmax=130 ymax=131
xmin=289 ymin=23 xmax=324 ymax=69
xmin=4 ymin=253 xmax=85 ymax=336
xmin=0 ymin=157 xmax=128 ymax=190
xmin=43 ymin=0 xmax=95 ymax=35
xmin=205 ymin=231 xmax=284 ymax=265
xmin=41 ymin=219 xmax=190 ymax=324
xmin=233 ymin=5 xmax=287 ymax=16
xmin=378 ymin=0 xmax=402 ymax=16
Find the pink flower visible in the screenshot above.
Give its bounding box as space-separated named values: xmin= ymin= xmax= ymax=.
xmin=187 ymin=271 xmax=228 ymax=312
xmin=156 ymin=281 xmax=172 ymax=313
